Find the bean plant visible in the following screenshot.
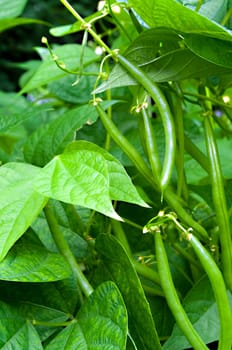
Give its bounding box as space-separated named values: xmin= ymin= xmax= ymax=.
xmin=0 ymin=0 xmax=232 ymax=349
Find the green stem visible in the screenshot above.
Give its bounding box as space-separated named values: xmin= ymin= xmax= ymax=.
xmin=164 ymin=189 xmax=208 ymax=240
xmin=111 ymin=219 xmax=161 ymax=286
xmin=32 ymin=319 xmax=75 ymax=327
xmin=172 ymin=243 xmax=200 ymax=269
xmin=133 ymin=260 xmax=160 ymax=286
xmin=60 ymin=0 xmax=114 ymax=56
xmin=182 ymin=91 xmax=232 ymax=110
xmin=61 ymin=203 xmax=85 ymax=234
xmin=44 ymin=203 xmax=93 ymax=297
xmin=221 ymin=6 xmax=232 ymax=26
xmin=184 ymin=134 xmax=210 ymax=174
xmin=142 ymin=284 xmax=164 ymax=297
xmin=111 ymin=219 xmax=132 ymax=256
xmin=204 ymin=116 xmax=232 ymax=290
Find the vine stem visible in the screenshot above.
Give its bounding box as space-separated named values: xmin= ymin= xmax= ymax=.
xmin=44 ymin=203 xmax=93 ymax=297
xmin=111 ymin=220 xmax=161 ymax=286
xmin=60 ymin=0 xmax=114 ymax=56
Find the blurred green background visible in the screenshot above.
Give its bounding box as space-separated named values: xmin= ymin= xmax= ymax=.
xmin=0 ymin=0 xmax=98 ymax=91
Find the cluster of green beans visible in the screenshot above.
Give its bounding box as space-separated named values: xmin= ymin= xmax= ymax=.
xmin=145 ymin=211 xmax=232 ymax=350
xmin=95 ymin=54 xmax=210 ymax=241
xmin=117 ymin=54 xmax=176 ymax=192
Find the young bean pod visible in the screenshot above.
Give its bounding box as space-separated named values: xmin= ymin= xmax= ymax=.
xmin=141 ymin=100 xmax=162 ymax=187
xmin=117 ymin=54 xmax=176 ymax=192
xmin=204 ymin=115 xmax=232 ymax=291
xmin=155 ymin=231 xmax=209 ymax=350
xmin=188 ymin=233 xmax=232 ymax=350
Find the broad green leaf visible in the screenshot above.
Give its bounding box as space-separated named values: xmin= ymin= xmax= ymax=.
xmin=0 ymin=18 xmax=49 ymax=33
xmin=20 ymin=44 xmax=98 ymax=94
xmin=184 ymin=34 xmax=232 ymax=68
xmin=0 ymin=239 xmax=72 ymax=282
xmin=0 ymin=163 xmax=47 ymax=261
xmin=0 ymin=322 xmax=42 ymax=350
xmin=0 ymin=300 xmax=42 ymax=349
xmin=95 ymin=234 xmax=161 ymax=350
xmin=163 ymin=276 xmax=232 ymax=350
xmin=47 ymin=67 xmax=97 ymax=104
xmin=17 ymin=302 xmax=70 ymax=341
xmin=34 ymin=149 xmax=120 ymax=220
xmin=96 ymin=49 xmax=229 ymax=92
xmin=0 ymin=91 xmax=52 ymax=133
xmin=23 ymin=101 xmax=117 ymax=167
xmin=177 ymin=0 xmax=227 ymax=23
xmin=185 ymin=137 xmax=232 ymax=184
xmin=45 ymin=281 xmax=128 ymax=350
xmin=34 ymin=142 xmax=148 ymax=220
xmin=128 ymin=0 xmax=232 ymax=40
xmin=32 ymin=215 xmax=90 ymax=260
xmin=64 ymin=141 xmax=149 ymax=207
xmin=94 ymin=28 xmax=230 ymax=93
xmin=0 ymin=0 xmax=28 ymax=18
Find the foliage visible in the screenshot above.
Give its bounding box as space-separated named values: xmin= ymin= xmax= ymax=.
xmin=0 ymin=0 xmax=232 ymax=349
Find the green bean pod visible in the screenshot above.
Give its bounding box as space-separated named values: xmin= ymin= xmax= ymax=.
xmin=188 ymin=233 xmax=232 ymax=350
xmin=96 ymin=102 xmax=208 ymax=241
xmin=204 ymin=115 xmax=232 ymax=290
xmin=155 ymin=231 xmax=209 ymax=350
xmin=141 ymin=105 xmax=162 ymax=187
xmin=95 ymin=103 xmax=156 ymax=188
xmin=117 ymin=54 xmax=176 ymax=192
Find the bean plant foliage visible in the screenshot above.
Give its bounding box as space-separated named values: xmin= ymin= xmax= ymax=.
xmin=0 ymin=0 xmax=232 ymax=349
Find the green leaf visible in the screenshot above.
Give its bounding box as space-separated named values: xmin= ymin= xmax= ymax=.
xmin=0 ymin=18 xmax=49 ymax=33
xmin=0 ymin=239 xmax=72 ymax=282
xmin=20 ymin=44 xmax=98 ymax=94
xmin=1 ymin=322 xmax=43 ymax=350
xmin=185 ymin=137 xmax=232 ymax=184
xmin=0 ymin=91 xmax=52 ymax=133
xmin=0 ymin=0 xmax=28 ymax=18
xmin=95 ymin=28 xmax=230 ymax=92
xmin=128 ymin=0 xmax=232 ymax=40
xmin=64 ymin=141 xmax=149 ymax=207
xmin=177 ymin=0 xmax=227 ymax=23
xmin=184 ymin=34 xmax=232 ymax=68
xmin=45 ymin=281 xmax=128 ymax=350
xmin=32 ymin=215 xmax=90 ymax=260
xmin=0 ymin=163 xmax=47 ymax=261
xmin=34 ymin=149 xmax=119 ymax=220
xmin=23 ymin=101 xmax=117 ymax=167
xmin=0 ymin=300 xmax=43 ymax=349
xmin=163 ymin=275 xmax=232 ymax=350
xmin=95 ymin=234 xmax=161 ymax=350
xmin=17 ymin=302 xmax=70 ymax=341
xmin=47 ymin=68 xmax=97 ymax=104
xmin=34 ymin=141 xmax=148 ymax=220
